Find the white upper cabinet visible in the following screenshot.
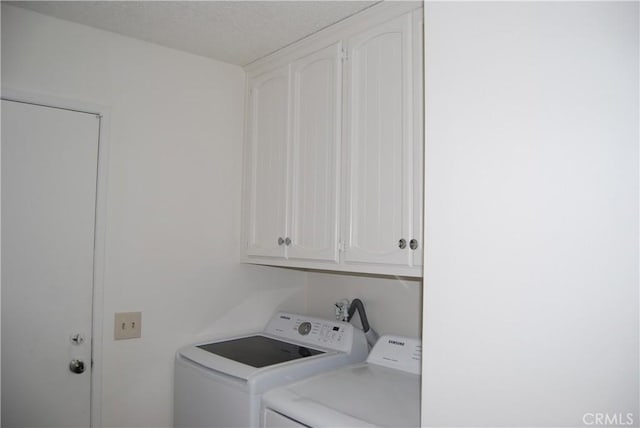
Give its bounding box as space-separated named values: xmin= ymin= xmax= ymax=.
xmin=245 ymin=66 xmax=290 ymax=258
xmin=288 ymin=42 xmax=342 ymax=263
xmin=244 ymin=43 xmax=342 ymax=263
xmin=242 ymin=3 xmax=423 ymax=277
xmin=343 ymin=12 xmax=414 ymax=267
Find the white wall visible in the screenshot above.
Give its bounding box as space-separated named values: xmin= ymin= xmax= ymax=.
xmin=306 ymin=272 xmax=422 ymax=338
xmin=423 ymin=2 xmax=639 ymax=427
xmin=1 ymin=5 xmax=307 ymax=427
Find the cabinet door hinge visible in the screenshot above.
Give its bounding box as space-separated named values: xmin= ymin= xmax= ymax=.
xmin=338 ymin=241 xmax=347 ymax=252
xmin=341 ymin=48 xmax=349 ymax=62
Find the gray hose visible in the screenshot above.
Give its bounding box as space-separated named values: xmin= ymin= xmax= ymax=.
xmin=347 ymin=299 xmax=379 ymax=347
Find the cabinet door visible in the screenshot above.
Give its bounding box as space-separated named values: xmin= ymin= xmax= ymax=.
xmin=245 ymin=66 xmax=290 ymax=258
xmin=343 ymin=13 xmax=415 ymax=267
xmin=287 ymin=42 xmax=343 ymax=263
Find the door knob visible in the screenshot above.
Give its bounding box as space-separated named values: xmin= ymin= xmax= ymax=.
xmin=278 ymin=237 xmax=285 ymax=246
xmin=398 ymin=239 xmax=407 ymax=249
xmin=409 ymin=239 xmax=418 ymax=250
xmin=69 ymin=359 xmax=85 ymax=374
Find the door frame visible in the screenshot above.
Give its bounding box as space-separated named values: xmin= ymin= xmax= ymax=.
xmin=1 ymin=88 xmax=109 ymax=428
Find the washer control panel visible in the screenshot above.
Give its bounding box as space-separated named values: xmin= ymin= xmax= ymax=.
xmin=297 ymin=322 xmax=312 ymax=335
xmin=265 ymin=312 xmax=355 ymax=353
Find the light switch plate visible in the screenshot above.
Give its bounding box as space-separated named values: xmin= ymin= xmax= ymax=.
xmin=114 ymin=312 xmax=142 ymax=340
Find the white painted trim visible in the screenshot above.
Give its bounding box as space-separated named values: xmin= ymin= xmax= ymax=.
xmin=239 ymin=70 xmax=251 ymax=263
xmin=420 ymin=6 xmax=427 ymax=426
xmin=1 ymin=87 xmax=109 ymax=428
xmin=241 ymin=257 xmax=422 ymax=279
xmin=91 ymin=106 xmax=109 ymax=428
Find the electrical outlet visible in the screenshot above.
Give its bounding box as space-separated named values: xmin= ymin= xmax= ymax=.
xmin=114 ymin=312 xmax=142 ymax=340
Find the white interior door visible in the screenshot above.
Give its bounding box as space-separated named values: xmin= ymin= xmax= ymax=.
xmin=1 ymin=99 xmax=100 ymax=428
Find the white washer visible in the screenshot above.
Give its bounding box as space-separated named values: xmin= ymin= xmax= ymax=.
xmin=261 ymin=335 xmax=421 ymax=428
xmin=174 ymin=312 xmax=368 ymax=428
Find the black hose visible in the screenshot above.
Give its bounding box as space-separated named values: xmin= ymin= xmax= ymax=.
xmin=347 ymin=298 xmax=371 ymax=333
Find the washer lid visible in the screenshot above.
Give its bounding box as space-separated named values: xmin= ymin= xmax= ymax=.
xmin=263 ymin=363 xmax=421 ymax=428
xmin=197 ymin=335 xmax=324 ymax=368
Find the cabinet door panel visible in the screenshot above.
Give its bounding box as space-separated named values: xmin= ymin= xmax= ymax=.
xmin=245 ymin=67 xmax=290 ymax=258
xmin=344 ymin=13 xmax=414 ymax=266
xmin=288 ymin=43 xmax=342 ymax=263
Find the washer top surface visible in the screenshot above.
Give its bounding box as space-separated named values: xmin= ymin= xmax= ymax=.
xmin=262 ymin=335 xmax=421 ymax=428
xmin=197 ymin=335 xmax=324 ymax=368
xmin=176 ymin=312 xmax=368 ymax=386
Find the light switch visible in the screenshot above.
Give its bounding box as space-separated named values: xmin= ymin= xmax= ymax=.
xmin=114 ymin=312 xmax=142 ymax=340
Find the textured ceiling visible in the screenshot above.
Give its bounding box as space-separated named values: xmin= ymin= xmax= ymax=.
xmin=10 ymin=1 xmax=378 ymax=66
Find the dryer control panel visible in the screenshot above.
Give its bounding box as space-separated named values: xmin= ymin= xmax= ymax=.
xmin=265 ymin=312 xmax=356 ymax=353
xmin=366 ymin=334 xmax=421 ymax=374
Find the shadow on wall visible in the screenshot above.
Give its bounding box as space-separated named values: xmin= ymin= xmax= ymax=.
xmin=194 ymin=287 xmax=306 ymax=340
xmin=305 ymin=271 xmax=423 ymax=338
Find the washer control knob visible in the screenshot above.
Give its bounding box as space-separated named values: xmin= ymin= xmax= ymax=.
xmin=298 ymin=321 xmax=312 ymax=335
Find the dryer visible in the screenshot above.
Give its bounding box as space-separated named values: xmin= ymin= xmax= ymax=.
xmin=174 ymin=312 xmax=368 ymax=428
xmin=261 ymin=335 xmax=421 ymax=427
